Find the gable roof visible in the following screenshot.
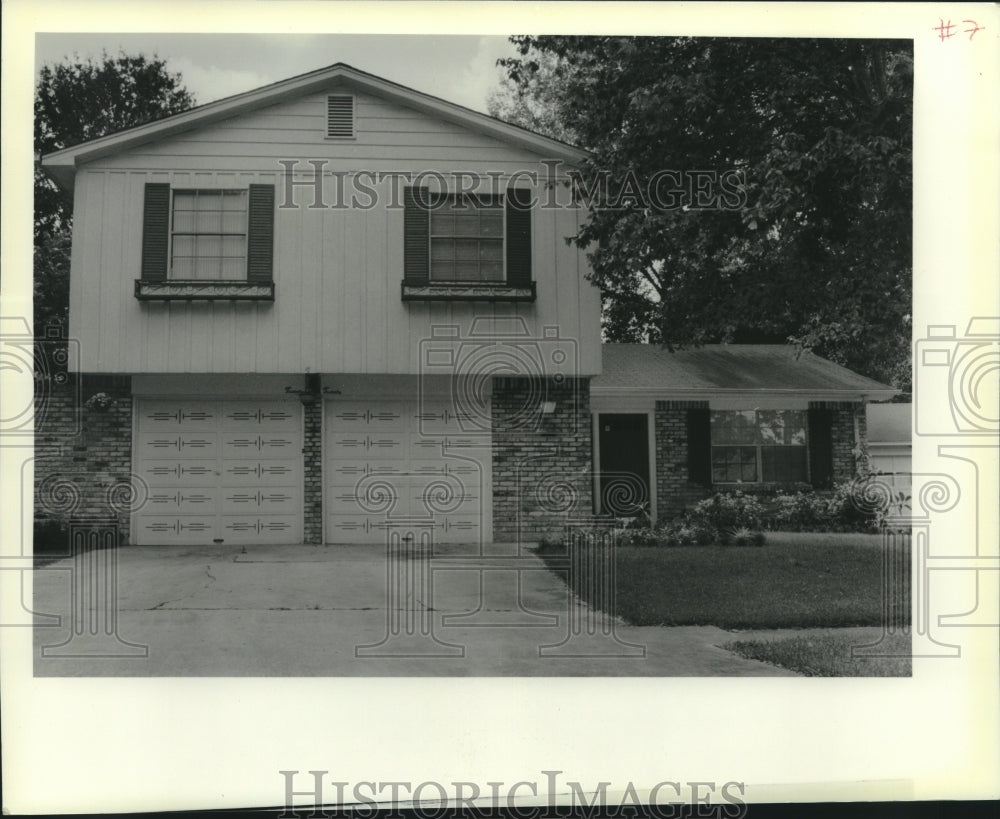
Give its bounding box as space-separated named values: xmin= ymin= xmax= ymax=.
xmin=593 ymin=343 xmax=898 ymax=398
xmin=39 ymin=62 xmax=589 ymax=190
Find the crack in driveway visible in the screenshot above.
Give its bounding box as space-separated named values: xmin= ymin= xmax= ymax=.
xmin=147 ymin=564 xmax=218 ymax=610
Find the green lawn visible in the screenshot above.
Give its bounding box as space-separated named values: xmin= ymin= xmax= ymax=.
xmin=724 ymin=632 xmax=912 ymax=676
xmin=540 ymin=531 xmax=909 ymax=630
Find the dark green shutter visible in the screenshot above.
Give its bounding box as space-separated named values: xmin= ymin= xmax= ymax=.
xmin=506 ymin=187 xmax=532 ymax=286
xmin=686 ymin=408 xmax=712 ymax=487
xmin=247 ymin=184 xmax=275 ymax=283
xmin=140 ymin=183 xmax=170 ymax=281
xmin=403 ymin=186 xmax=430 ymax=284
xmin=808 ymin=408 xmax=834 ymax=489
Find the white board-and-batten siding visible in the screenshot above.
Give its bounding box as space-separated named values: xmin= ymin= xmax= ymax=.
xmin=68 ymin=88 xmax=602 ymax=375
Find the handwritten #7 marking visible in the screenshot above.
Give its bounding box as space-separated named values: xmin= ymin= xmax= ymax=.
xmin=934 ymin=18 xmax=985 ymax=41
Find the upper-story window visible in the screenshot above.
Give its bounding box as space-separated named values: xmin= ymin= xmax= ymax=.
xmin=710 ymin=409 xmax=809 ymax=483
xmin=170 ymin=190 xmax=248 ymax=280
xmin=136 ymin=182 xmax=274 ymax=301
xmin=429 ymin=194 xmax=504 ymax=282
xmin=401 ymin=186 xmax=535 ymax=302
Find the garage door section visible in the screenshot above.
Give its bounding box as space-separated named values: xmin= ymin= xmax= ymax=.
xmin=325 ymin=400 xmax=490 ymax=544
xmin=134 ymin=400 xmax=302 ymax=545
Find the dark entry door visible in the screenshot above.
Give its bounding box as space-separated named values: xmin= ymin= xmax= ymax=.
xmin=598 ymin=413 xmax=650 ymax=517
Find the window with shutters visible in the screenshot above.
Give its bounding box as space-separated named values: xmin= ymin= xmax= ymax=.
xmin=326 ymin=95 xmax=355 ymax=138
xmin=429 ymin=194 xmax=504 ymax=282
xmin=710 ymin=410 xmax=809 ymax=484
xmin=135 ymin=182 xmax=274 ymax=301
xmin=401 ymin=186 xmax=536 ymax=302
xmin=170 ymin=190 xmax=248 ymax=280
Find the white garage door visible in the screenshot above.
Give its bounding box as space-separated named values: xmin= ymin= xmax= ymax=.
xmin=325 ymin=400 xmax=491 ymax=544
xmin=134 ymin=399 xmax=303 ymax=545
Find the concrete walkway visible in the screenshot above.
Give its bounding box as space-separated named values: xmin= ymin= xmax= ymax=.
xmin=32 ymin=543 xmax=799 ymax=676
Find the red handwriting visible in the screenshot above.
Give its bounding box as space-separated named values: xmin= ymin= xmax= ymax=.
xmin=934 ymin=19 xmax=956 ymax=40
xmin=934 ymin=18 xmax=985 ymax=41
xmin=963 ymin=19 xmax=985 ymax=40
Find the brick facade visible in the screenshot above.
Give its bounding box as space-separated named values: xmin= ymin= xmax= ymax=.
xmin=654 ymin=400 xmax=712 ymax=520
xmin=34 ymin=375 xmax=134 ymax=542
xmin=33 ymin=376 xmax=329 ymax=546
xmin=301 ymin=396 xmax=323 ymax=544
xmin=491 ymin=377 xmax=593 ymax=542
xmin=30 ymin=374 xmax=870 ymax=545
xmin=811 ymin=400 xmax=867 ymax=484
xmin=653 ymin=399 xmax=868 ymax=521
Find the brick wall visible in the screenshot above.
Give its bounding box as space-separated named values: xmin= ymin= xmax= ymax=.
xmin=492 ymin=377 xmax=593 ymax=543
xmin=653 ymin=400 xmax=868 ymax=521
xmin=811 ymin=400 xmax=867 ymax=484
xmin=301 ymin=397 xmax=323 ymax=544
xmin=654 ymin=400 xmax=712 ymax=520
xmin=33 ymin=377 xmax=330 ymax=546
xmin=34 ymin=375 xmax=134 ymax=541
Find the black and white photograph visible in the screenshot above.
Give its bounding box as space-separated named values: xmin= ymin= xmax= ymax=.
xmin=2 ymin=1 xmax=998 ymax=814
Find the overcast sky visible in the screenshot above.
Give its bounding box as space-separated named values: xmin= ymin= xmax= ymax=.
xmin=34 ymin=33 xmax=520 ymax=112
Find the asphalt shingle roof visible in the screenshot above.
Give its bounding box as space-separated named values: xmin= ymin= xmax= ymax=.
xmin=593 ymin=344 xmax=896 ymax=393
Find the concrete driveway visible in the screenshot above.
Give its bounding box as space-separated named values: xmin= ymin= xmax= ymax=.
xmin=32 ymin=543 xmax=797 ymax=676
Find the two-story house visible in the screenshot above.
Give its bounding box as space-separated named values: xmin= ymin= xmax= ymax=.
xmin=38 ymin=62 xmax=896 ymax=548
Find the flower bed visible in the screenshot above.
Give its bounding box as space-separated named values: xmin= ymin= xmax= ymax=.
xmin=556 ymin=480 xmax=911 ymax=549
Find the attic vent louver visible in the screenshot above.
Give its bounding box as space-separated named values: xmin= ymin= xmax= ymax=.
xmin=326 ymin=94 xmax=355 ymax=138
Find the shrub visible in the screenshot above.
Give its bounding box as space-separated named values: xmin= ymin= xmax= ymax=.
xmin=684 ymin=486 xmax=889 ymax=534
xmin=877 ymin=490 xmax=912 ymax=532
xmin=769 ymin=491 xmax=833 ymax=530
xmin=612 ymin=519 xmax=768 ymax=548
xmin=557 ymin=508 xmax=773 ymax=549
xmin=827 ymin=481 xmax=874 ymax=531
xmin=672 ymin=524 xmax=696 ymax=546
xmin=691 ymin=522 xmax=716 ymax=545
xmin=619 ymin=526 xmax=663 ymax=547
xmin=690 ymin=492 xmax=764 ymax=531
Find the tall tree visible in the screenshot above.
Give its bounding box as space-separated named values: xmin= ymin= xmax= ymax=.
xmin=487 ymin=51 xmax=577 ymax=144
xmin=497 ymin=37 xmax=913 ymax=389
xmin=34 ymin=52 xmax=195 ymax=332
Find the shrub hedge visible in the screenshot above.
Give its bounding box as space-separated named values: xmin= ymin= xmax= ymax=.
xmin=570 ymin=481 xmax=910 ymax=549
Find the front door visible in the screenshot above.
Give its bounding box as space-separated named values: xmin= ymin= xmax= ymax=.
xmin=598 ymin=413 xmax=650 ymax=518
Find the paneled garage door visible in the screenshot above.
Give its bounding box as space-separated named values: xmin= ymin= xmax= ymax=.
xmin=134 ymin=400 xmax=303 ymax=545
xmin=325 ymin=400 xmax=491 ymax=544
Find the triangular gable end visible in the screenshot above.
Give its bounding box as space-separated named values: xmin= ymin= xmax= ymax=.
xmin=40 ymin=62 xmax=588 ymax=190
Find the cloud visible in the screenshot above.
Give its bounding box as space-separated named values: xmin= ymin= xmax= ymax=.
xmin=436 ymin=36 xmax=517 ymax=113
xmin=33 ymin=33 xmax=519 ymax=112
xmin=169 ymin=57 xmax=272 ymax=105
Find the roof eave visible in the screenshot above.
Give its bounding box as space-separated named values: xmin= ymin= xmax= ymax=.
xmin=590 ymin=386 xmax=900 ymax=401
xmin=38 ymin=158 xmax=75 ymax=192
